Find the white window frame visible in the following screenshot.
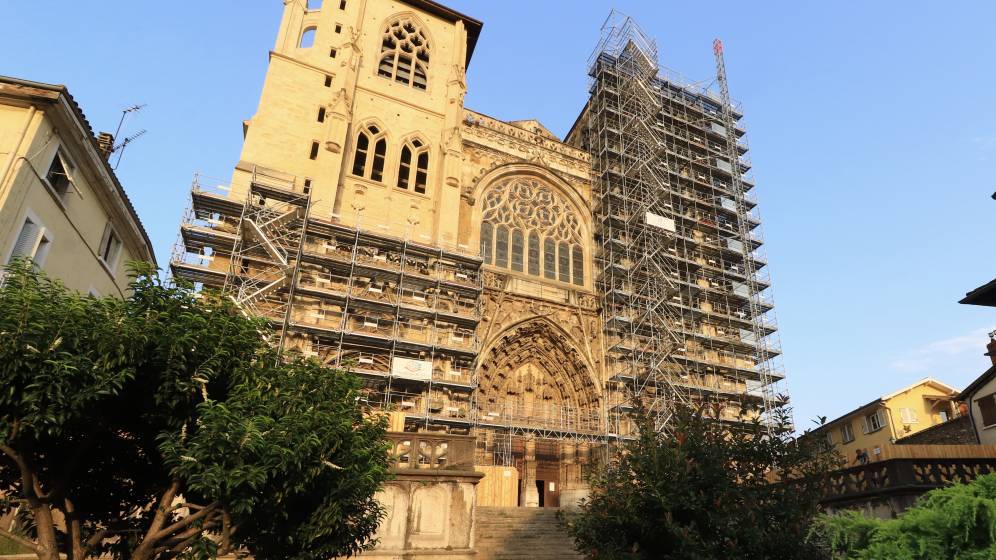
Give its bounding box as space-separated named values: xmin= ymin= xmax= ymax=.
xmin=97 ymin=222 xmax=123 ymax=272
xmin=899 ymin=407 xmax=919 ymax=425
xmin=5 ymin=209 xmax=54 ymax=267
xmin=840 ymin=422 xmax=855 ymax=443
xmin=864 ymin=410 xmax=885 ymax=433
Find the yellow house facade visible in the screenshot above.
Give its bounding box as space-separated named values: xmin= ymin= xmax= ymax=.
xmin=0 ymin=76 xmax=155 ymax=295
xmin=810 ymin=378 xmax=960 ymax=464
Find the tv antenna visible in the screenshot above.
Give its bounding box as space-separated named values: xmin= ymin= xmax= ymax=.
xmin=112 ymin=129 xmax=147 ymax=170
xmin=111 ymin=104 xmax=147 ymax=170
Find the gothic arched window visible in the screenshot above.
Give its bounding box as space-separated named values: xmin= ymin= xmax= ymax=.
xmin=479 ymin=177 xmax=588 ymax=287
xmin=378 ymin=18 xmax=430 ymax=90
xmin=351 ymin=124 xmax=387 ymax=182
xmin=397 ymin=138 xmax=429 ymax=194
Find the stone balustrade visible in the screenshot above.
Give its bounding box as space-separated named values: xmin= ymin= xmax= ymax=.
xmin=386 ymin=432 xmax=476 ymax=471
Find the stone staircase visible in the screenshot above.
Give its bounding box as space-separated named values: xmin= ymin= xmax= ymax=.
xmin=475 ymin=507 xmax=583 ymax=560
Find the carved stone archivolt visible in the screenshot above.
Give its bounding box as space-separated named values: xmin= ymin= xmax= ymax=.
xmin=478 ymin=288 xmax=603 ymax=388
xmin=476 ymin=319 xmax=601 ymax=426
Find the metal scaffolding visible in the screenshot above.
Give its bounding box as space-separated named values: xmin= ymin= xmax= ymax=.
xmin=169 ymin=10 xmax=788 ymax=478
xmin=582 ymin=11 xmax=785 ymax=435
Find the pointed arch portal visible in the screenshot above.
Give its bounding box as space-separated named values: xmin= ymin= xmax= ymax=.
xmin=476 ymin=319 xmax=600 ymax=433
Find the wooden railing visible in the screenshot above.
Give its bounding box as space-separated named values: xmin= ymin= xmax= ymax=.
xmin=386 ymin=432 xmax=475 ymax=471
xmin=822 ymin=456 xmax=996 ymax=504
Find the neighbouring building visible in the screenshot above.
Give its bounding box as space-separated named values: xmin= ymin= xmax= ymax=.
xmin=0 ymin=76 xmax=155 ymax=295
xmin=169 ymin=1 xmax=786 ymax=550
xmin=956 ymin=278 xmax=996 ymax=444
xmin=820 ymin=195 xmax=996 ymax=520
xmin=809 ymin=378 xmax=960 ymax=464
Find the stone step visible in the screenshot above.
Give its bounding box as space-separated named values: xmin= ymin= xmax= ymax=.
xmin=474 ymin=506 xmax=582 ymax=560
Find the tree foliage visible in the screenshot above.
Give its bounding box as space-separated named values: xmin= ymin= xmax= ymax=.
xmin=563 ymin=403 xmax=839 ymax=560
xmin=812 ymin=473 xmax=996 ymax=559
xmin=0 ymin=260 xmax=390 ymax=560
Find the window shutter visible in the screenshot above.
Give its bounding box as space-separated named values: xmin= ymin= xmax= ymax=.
xmin=861 ymin=415 xmax=870 ymax=434
xmin=900 ymin=408 xmax=918 ymax=424
xmin=10 ymin=219 xmax=40 ymax=261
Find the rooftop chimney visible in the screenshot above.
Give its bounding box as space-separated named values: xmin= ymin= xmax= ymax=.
xmin=987 ymin=331 xmax=996 ymax=367
xmin=96 ymin=132 xmax=114 ymax=161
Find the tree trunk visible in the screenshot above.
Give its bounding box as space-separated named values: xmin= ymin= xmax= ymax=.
xmin=64 ymin=498 xmax=84 ymax=560
xmin=130 ymin=480 xmax=180 ymax=560
xmin=31 ymin=504 xmax=60 ymax=560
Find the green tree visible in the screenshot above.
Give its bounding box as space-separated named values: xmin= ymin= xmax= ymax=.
xmin=0 ymin=260 xmax=390 ymax=560
xmin=812 ymin=473 xmax=996 ymax=559
xmin=563 ymin=403 xmax=839 ymax=560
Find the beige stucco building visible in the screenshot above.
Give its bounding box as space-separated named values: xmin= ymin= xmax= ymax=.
xmin=0 ymin=76 xmax=155 ymax=295
xmin=171 ymin=0 xmax=785 ymax=519
xmin=808 ymin=378 xmax=960 ymax=463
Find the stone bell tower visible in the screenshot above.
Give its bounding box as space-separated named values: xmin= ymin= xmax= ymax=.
xmin=233 ymin=0 xmax=479 ymax=247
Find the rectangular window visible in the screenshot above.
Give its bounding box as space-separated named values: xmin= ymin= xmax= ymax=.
xmin=558 ymin=242 xmax=570 ymax=283
xmin=840 ymin=422 xmax=854 ymax=443
xmin=339 ymin=0 xmax=346 ymax=8
xmin=334 ymin=23 xmax=342 ymax=33
xmin=9 ymin=217 xmax=40 ymax=263
xmin=317 ymin=107 xmax=326 ymax=122
xmin=8 ymin=216 xmax=51 ymax=266
xmin=510 ymin=230 xmax=524 ymax=272
xmin=303 ymin=178 xmax=312 ymax=194
xmin=571 ymin=246 xmax=584 ymax=286
xmin=330 ymin=48 xmax=338 ymax=58
xmin=309 ymin=141 xmax=320 ymax=160
xmin=98 ymin=223 xmax=123 ymax=269
xmin=543 ymin=238 xmax=556 ymax=280
xmin=495 ymin=226 xmax=509 ymax=268
xmin=899 ymin=407 xmax=919 ymax=424
xmin=480 ymin=223 xmax=493 ymax=265
xmin=824 ymin=431 xmax=833 ymax=446
xmin=527 ymin=234 xmax=540 ymax=276
xmin=324 ymin=75 xmax=333 ymax=87
xmin=978 ymin=393 xmax=996 ymax=427
xmin=864 ymin=410 xmax=884 ymax=433
xmin=45 ymin=149 xmax=75 ymax=200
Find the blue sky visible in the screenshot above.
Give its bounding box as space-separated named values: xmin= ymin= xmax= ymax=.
xmin=3 ymin=1 xmax=995 ymax=429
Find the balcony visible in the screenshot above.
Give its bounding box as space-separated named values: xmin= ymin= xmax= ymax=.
xmin=386 ymin=432 xmax=476 ymax=470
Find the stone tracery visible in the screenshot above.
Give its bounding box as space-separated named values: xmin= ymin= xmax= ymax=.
xmin=481 ymin=178 xmax=584 ymax=245
xmin=479 ymin=178 xmax=587 ymax=286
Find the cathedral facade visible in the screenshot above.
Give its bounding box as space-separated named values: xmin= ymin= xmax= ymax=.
xmin=172 ymin=0 xmax=783 ymax=509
